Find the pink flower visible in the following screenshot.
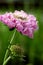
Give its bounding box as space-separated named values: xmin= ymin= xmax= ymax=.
xmin=0 ymin=10 xmax=38 ymax=38
xmin=0 ymin=12 xmax=16 ymax=28
xmin=14 ymin=10 xmax=38 ymax=38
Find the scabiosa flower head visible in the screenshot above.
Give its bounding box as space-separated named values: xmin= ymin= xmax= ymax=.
xmin=13 ymin=10 xmax=38 ymax=38
xmin=0 ymin=10 xmax=38 ymax=38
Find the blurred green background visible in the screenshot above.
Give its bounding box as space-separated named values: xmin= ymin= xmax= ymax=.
xmin=0 ymin=0 xmax=43 ymax=65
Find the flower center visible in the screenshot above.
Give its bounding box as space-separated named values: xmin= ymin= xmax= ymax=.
xmin=13 ymin=13 xmax=27 ymax=21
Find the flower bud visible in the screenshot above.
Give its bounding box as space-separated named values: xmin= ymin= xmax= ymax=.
xmin=10 ymin=45 xmax=24 ymax=57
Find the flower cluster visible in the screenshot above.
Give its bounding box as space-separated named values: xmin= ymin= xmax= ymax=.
xmin=0 ymin=10 xmax=38 ymax=38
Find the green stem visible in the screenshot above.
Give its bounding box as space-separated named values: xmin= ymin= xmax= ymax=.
xmin=3 ymin=49 xmax=9 ymax=61
xmin=3 ymin=56 xmax=11 ymax=65
xmin=3 ymin=29 xmax=16 ymax=65
xmin=10 ymin=29 xmax=16 ymax=44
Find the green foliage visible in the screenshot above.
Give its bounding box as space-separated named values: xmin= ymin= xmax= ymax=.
xmin=0 ymin=8 xmax=43 ymax=65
